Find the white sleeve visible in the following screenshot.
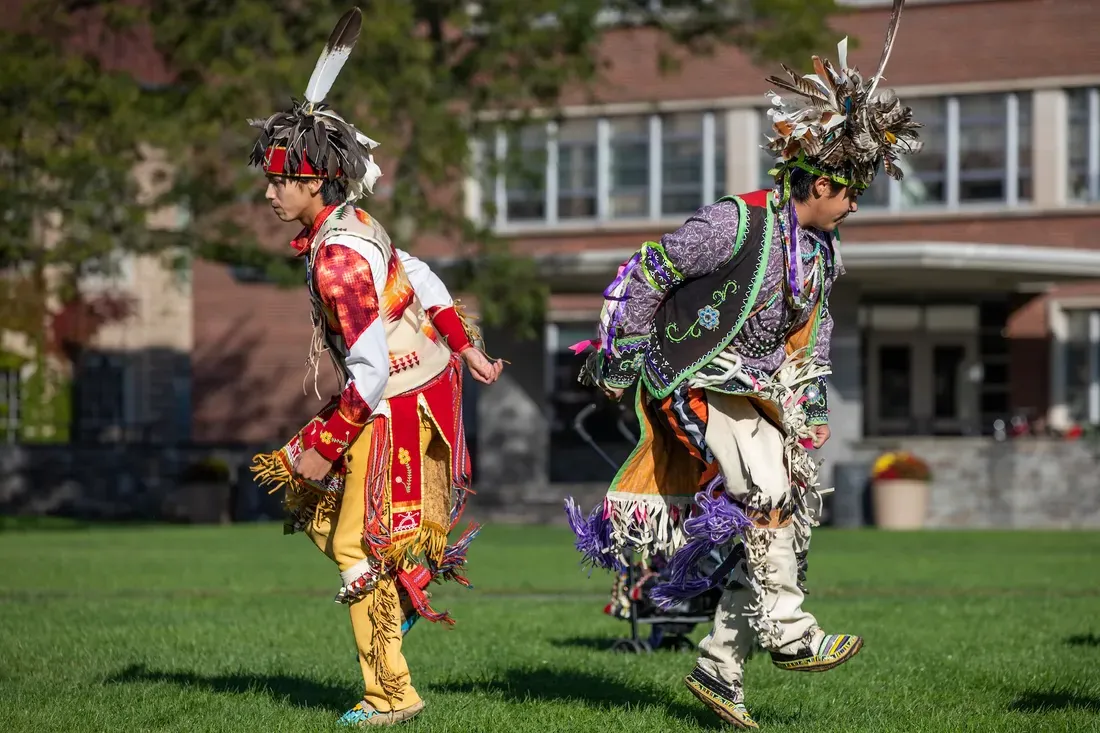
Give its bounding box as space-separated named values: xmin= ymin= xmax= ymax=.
xmin=397 ymin=248 xmax=453 ymax=311
xmin=322 ymin=236 xmax=391 ymax=411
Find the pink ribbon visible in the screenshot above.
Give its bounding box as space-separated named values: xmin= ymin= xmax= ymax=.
xmin=569 ymin=338 xmax=601 ymax=355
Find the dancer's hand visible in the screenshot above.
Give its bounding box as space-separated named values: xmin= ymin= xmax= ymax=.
xmin=603 ymin=386 xmax=624 ymax=402
xmin=295 ymin=447 xmax=333 ymax=482
xmin=460 ymin=347 xmax=504 ymax=385
xmin=810 ymin=425 xmax=831 ymax=448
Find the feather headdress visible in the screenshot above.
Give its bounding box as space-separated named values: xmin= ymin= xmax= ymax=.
xmin=763 ymin=0 xmax=922 ymax=192
xmin=247 ymin=7 xmax=382 ymax=202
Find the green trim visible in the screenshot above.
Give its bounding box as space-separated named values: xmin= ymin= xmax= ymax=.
xmin=642 ymin=193 xmax=775 ymax=399
xmin=611 ymin=334 xmax=650 ymax=348
xmin=639 ymin=241 xmax=683 ymax=291
xmin=767 ymin=151 xmax=869 ymax=190
xmin=716 ymin=195 xmax=749 ymax=259
xmin=663 ymin=283 xmax=738 ymax=344
xmin=608 ymin=387 xmax=651 ymax=493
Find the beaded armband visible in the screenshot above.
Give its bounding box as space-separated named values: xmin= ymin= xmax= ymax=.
xmin=803 ymin=375 xmax=829 ymax=426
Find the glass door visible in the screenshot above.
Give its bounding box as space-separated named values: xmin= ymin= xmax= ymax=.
xmin=866 ymin=333 xmax=980 ymax=436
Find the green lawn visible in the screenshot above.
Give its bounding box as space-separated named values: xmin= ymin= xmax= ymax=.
xmin=1 ymin=521 xmax=1099 ymax=732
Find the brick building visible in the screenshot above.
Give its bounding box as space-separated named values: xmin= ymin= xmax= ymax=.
xmin=191 ymin=0 xmax=1100 ymax=499
xmin=9 ymin=0 xmax=1096 ymax=525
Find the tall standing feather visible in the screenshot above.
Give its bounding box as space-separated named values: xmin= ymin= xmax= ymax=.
xmin=304 ymin=8 xmax=363 ymax=106
xmin=867 ymin=0 xmax=907 ymax=98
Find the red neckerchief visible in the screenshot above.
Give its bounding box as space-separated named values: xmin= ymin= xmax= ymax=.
xmin=289 ymin=204 xmax=340 ymax=257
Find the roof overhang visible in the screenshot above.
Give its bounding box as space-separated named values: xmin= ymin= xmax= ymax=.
xmin=527 ymin=242 xmax=1100 ymax=293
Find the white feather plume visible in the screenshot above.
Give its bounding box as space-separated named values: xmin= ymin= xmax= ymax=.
xmin=304 ymin=8 xmax=363 ymax=105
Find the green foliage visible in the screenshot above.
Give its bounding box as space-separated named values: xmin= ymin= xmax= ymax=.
xmin=0 ymin=353 xmax=72 ymax=444
xmin=4 ymin=0 xmax=841 ymax=340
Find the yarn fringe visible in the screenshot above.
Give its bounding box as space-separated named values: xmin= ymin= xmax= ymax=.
xmin=564 ymin=493 xmax=693 ymax=571
xmin=249 ymin=450 xmax=339 ymax=534
xmin=649 ymin=485 xmax=753 ymax=609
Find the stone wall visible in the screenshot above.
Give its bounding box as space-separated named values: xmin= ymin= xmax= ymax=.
xmin=4 ymin=437 xmax=1100 ymax=528
xmin=847 ymin=437 xmax=1100 ymax=529
xmin=0 ymin=444 xmax=280 ymax=524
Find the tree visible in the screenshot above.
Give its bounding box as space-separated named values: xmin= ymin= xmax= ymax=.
xmin=5 ymin=0 xmax=842 ymax=344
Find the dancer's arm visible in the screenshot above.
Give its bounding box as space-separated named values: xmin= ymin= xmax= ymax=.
xmin=592 ymin=199 xmax=744 ymax=391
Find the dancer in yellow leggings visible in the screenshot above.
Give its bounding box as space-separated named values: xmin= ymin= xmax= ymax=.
xmin=249 ymin=8 xmax=503 ymax=726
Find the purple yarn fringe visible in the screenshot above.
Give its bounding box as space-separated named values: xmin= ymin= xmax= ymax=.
xmin=434 ymin=523 xmax=481 ymax=587
xmin=650 ymin=487 xmax=751 ymax=610
xmin=564 ymin=497 xmax=626 ymax=572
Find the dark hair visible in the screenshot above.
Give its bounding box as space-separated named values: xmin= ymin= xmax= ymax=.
xmin=320 ymin=177 xmax=348 ymax=206
xmin=789 ymin=166 xmax=845 ymax=203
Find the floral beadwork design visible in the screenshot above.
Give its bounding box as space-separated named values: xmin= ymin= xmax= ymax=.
xmin=396 ymin=447 xmax=413 ymax=494
xmin=665 ymin=280 xmax=738 ymax=344
xmin=698 ymin=305 xmax=720 ymax=331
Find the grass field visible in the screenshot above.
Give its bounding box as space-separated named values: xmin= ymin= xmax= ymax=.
xmin=1 ymin=520 xmax=1099 ymax=732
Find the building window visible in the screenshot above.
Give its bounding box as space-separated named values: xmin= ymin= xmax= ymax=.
xmin=956 ymin=93 xmax=1032 ymax=204
xmin=895 ymin=92 xmax=1032 ymax=209
xmin=957 ymin=94 xmax=1007 ymax=202
xmin=483 ymin=110 xmax=729 ymax=227
xmin=903 ymin=97 xmax=948 ymax=207
xmin=1068 ymin=87 xmax=1100 ymax=202
xmin=1059 ymin=309 xmax=1100 ymax=426
xmin=557 ymin=119 xmax=598 ymax=219
xmin=713 ymin=114 xmax=727 ymax=199
xmin=73 ymin=352 xmax=131 ymax=443
xmin=661 ymin=113 xmax=703 ymax=215
xmin=608 ymin=117 xmax=650 ymax=218
xmin=0 ymin=368 xmax=19 ymax=443
xmin=503 ymin=126 xmax=547 ymax=222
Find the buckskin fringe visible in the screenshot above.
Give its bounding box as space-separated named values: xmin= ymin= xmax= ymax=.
xmin=368 ymin=583 xmax=404 ymax=701
xmin=250 ymin=450 xmax=339 ymax=533
xmin=375 ymin=520 xmax=449 ymax=573
xmin=565 ymin=494 xmax=693 ymax=570
xmin=251 ymin=451 xmax=292 ymax=493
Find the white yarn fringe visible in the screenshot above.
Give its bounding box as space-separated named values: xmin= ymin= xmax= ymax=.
xmin=601 ymin=493 xmax=694 ymax=560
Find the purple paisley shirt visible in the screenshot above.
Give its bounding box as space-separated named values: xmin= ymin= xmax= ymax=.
xmin=617 ymin=198 xmax=839 ymax=375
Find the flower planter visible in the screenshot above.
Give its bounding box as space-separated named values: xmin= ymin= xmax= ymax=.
xmin=872 ymin=478 xmax=929 ymax=530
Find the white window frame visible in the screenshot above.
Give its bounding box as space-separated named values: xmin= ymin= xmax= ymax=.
xmin=487 ymin=110 xmax=728 ymax=231
xmin=1067 ymin=86 xmax=1100 ymax=203
xmin=881 ymin=92 xmax=1031 ymax=212
xmin=1049 ymin=298 xmax=1100 ymax=430
xmin=474 ymin=89 xmax=1049 ymax=232
xmin=0 ymin=366 xmax=20 ymax=444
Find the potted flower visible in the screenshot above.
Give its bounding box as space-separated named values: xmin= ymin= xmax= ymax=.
xmin=869 ymin=451 xmax=931 ymax=530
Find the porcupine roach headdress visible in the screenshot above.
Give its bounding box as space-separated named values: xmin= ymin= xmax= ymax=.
xmin=763 ymin=0 xmax=922 ymax=202
xmin=247 ymin=7 xmax=381 ymax=202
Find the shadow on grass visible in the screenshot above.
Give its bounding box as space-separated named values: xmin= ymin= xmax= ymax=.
xmin=549 ymin=635 xmax=699 ymax=654
xmin=1065 ymin=633 xmax=1100 ymax=648
xmin=430 ymin=667 xmax=797 ymax=729
xmin=104 ymin=662 xmax=353 ymax=713
xmin=1009 ymin=688 xmax=1100 ymax=713
xmin=549 ymin=636 xmax=620 ymax=651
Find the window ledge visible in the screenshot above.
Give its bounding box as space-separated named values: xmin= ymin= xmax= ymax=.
xmin=490 ymin=202 xmax=1100 ymax=238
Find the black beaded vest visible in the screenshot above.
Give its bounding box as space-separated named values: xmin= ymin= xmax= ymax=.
xmin=642 ymin=192 xmax=775 ymax=398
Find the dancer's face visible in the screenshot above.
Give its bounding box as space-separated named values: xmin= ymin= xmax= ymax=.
xmin=805 ymin=177 xmax=860 ymax=231
xmin=265 ymin=176 xmax=321 ymax=223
